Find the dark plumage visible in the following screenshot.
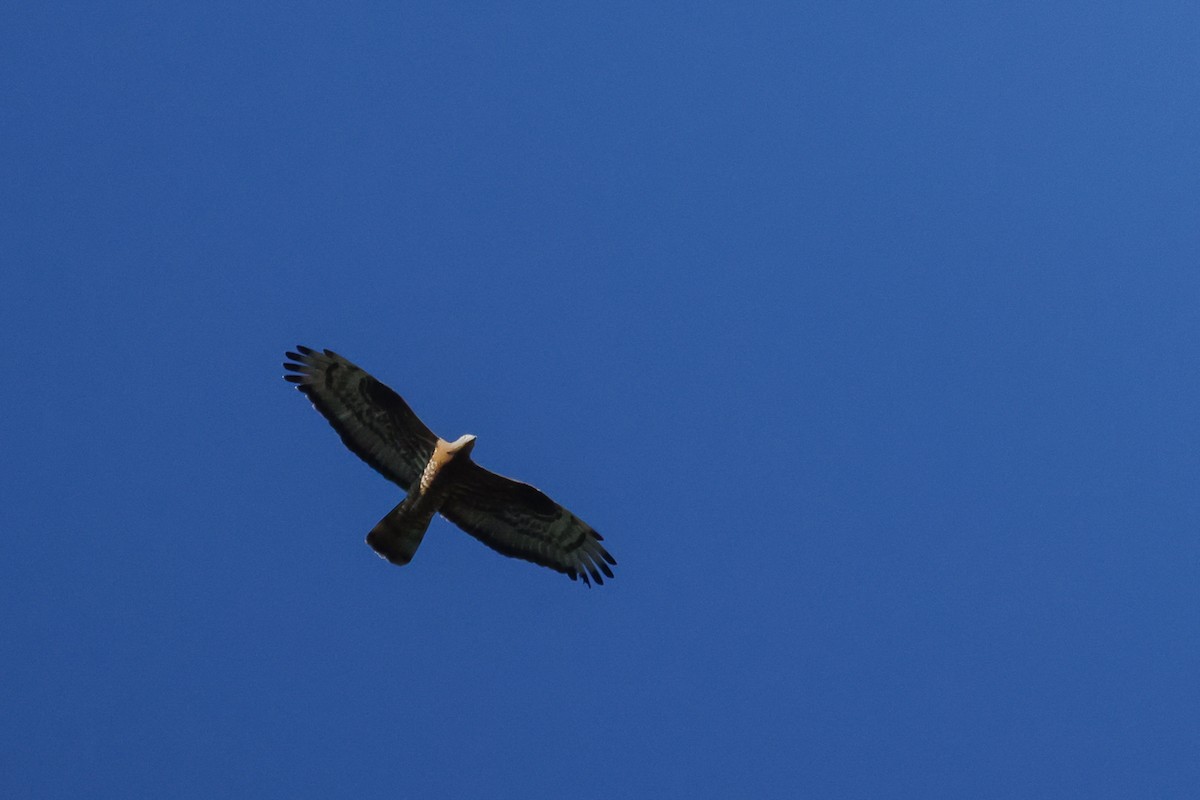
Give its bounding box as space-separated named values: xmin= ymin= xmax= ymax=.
xmin=284 ymin=347 xmax=615 ymax=585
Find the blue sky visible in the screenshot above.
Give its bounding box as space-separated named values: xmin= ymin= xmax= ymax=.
xmin=3 ymin=3 xmax=1198 ymax=797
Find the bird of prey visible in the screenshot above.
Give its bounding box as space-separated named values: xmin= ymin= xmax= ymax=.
xmin=283 ymin=346 xmax=616 ymax=586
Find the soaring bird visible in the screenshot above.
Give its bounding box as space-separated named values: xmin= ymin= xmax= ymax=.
xmin=283 ymin=347 xmax=616 ymax=586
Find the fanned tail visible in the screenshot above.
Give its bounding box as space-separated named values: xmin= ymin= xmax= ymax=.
xmin=366 ymin=497 xmax=435 ymax=566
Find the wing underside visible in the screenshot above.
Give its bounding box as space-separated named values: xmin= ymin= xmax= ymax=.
xmin=283 ymin=346 xmax=437 ymax=492
xmin=441 ymin=461 xmax=616 ymax=586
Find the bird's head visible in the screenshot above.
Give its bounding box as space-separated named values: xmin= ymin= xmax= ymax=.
xmin=447 ymin=434 xmax=477 ymax=457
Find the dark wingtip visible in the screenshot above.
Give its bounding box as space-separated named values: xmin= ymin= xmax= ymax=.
xmin=283 ymin=374 xmax=305 ymax=383
xmin=599 ymin=561 xmax=614 ymax=579
xmin=296 ymin=345 xmax=315 ymax=355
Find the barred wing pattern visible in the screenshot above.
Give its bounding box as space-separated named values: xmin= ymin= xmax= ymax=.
xmin=284 ymin=347 xmax=437 ymax=492
xmin=442 ymin=461 xmax=616 ymax=586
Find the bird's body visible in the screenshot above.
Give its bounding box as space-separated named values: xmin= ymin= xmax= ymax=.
xmin=365 ymin=434 xmax=476 ymax=568
xmin=283 ymin=347 xmax=615 ymax=585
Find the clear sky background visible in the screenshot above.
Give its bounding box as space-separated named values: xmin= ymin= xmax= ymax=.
xmin=3 ymin=3 xmax=1198 ymax=798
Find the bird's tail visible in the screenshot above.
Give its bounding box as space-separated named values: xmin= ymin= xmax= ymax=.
xmin=366 ymin=497 xmax=435 ymax=567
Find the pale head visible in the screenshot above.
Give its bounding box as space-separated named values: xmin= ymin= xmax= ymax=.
xmin=446 ymin=434 xmax=477 ymax=457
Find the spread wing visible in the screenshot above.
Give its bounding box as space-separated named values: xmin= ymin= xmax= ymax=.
xmin=283 ymin=346 xmax=437 ymax=492
xmin=441 ymin=461 xmax=617 ymax=586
